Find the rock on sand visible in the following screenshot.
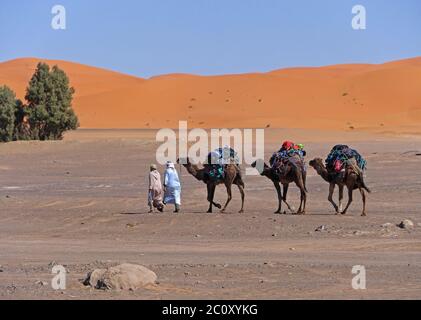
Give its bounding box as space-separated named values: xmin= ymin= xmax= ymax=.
xmin=398 ymin=219 xmax=415 ymax=230
xmin=84 ymin=263 xmax=157 ymax=291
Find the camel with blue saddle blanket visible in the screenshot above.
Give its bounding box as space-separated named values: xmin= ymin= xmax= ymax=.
xmin=309 ymin=145 xmax=371 ymax=216
xmin=177 ymin=148 xmax=245 ymax=213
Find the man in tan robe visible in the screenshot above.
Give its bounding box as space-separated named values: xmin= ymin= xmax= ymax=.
xmin=148 ymin=164 xmax=164 ymax=213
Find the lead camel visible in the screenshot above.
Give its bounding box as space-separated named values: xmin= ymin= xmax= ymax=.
xmin=177 ymin=158 xmax=245 ymax=213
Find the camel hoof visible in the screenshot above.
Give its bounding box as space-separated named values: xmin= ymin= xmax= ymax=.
xmin=238 ymin=210 xmax=244 ymax=214
xmin=220 ymin=210 xmax=226 ymax=214
xmin=274 ymin=211 xmax=281 ymax=214
xmin=207 ymin=210 xmax=212 ymax=214
xmin=215 ymin=204 xmax=222 ymax=209
xmin=361 ymin=213 xmax=367 ymax=217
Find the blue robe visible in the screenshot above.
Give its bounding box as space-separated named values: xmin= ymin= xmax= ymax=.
xmin=164 ymin=168 xmax=181 ymax=205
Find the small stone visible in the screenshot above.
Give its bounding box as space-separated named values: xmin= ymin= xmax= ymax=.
xmin=35 ymin=280 xmax=48 ymax=286
xmin=315 ymin=225 xmax=327 ymax=232
xmin=289 ymin=247 xmax=296 ymax=251
xmin=272 ymin=233 xmax=278 ymax=237
xmin=195 ymin=234 xmax=201 ymax=238
xmin=398 ymin=219 xmax=414 ymax=230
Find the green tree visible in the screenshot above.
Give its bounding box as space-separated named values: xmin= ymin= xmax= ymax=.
xmin=25 ymin=62 xmax=79 ymax=140
xmin=0 ymin=85 xmax=18 ymax=142
xmin=14 ymin=99 xmax=31 ymax=140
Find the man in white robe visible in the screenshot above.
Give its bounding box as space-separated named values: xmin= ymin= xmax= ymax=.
xmin=164 ymin=161 xmax=181 ymax=213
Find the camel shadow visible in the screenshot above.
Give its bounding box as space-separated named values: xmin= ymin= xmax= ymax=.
xmin=119 ymin=211 xmax=150 ymax=215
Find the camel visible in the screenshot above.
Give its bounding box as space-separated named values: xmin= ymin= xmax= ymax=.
xmin=177 ymin=158 xmax=245 ymax=213
xmin=309 ymin=158 xmax=371 ymax=216
xmin=251 ymin=156 xmax=307 ymax=214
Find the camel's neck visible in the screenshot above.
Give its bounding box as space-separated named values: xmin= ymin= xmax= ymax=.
xmin=315 ymin=165 xmax=331 ymax=182
xmin=260 ymin=163 xmax=277 ymax=180
xmin=184 ymin=163 xmax=205 ymax=181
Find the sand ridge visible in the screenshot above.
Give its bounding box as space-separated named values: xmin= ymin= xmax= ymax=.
xmin=1 ymin=57 xmax=421 ymax=132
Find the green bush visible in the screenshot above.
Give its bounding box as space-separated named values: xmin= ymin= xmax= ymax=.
xmin=0 ymin=85 xmax=19 ymax=142
xmin=25 ymin=62 xmax=79 ymax=140
xmin=0 ymin=62 xmax=79 ymax=143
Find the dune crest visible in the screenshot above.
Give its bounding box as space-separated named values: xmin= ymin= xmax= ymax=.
xmin=1 ymin=57 xmax=420 ymax=133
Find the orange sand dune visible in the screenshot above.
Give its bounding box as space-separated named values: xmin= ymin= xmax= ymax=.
xmin=1 ymin=57 xmax=420 ymax=133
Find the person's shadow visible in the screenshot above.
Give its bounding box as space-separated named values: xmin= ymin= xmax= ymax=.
xmin=119 ymin=211 xmax=151 ymax=215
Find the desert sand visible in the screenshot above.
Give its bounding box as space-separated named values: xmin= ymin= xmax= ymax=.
xmin=1 ymin=56 xmax=420 ymax=299
xmin=0 ymin=129 xmax=420 ymax=299
xmin=1 ymin=57 xmax=421 ymax=134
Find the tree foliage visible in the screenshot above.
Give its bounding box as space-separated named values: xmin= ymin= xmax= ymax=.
xmin=0 ymin=62 xmax=79 ymax=143
xmin=25 ymin=62 xmax=79 ymax=140
xmin=0 ymin=85 xmax=19 ymax=142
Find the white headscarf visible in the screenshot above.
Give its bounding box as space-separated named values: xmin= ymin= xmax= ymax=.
xmin=166 ymin=161 xmax=175 ymax=169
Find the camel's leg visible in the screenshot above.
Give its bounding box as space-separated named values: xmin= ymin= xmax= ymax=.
xmin=221 ymin=183 xmax=233 ymax=213
xmin=328 ymin=183 xmax=339 ymax=214
xmin=295 ymin=179 xmax=306 ymax=215
xmin=299 ymin=187 xmax=307 ymax=215
xmin=237 ymin=183 xmax=245 ymax=213
xmin=206 ymin=184 xmax=216 ymax=213
xmin=207 ymin=183 xmax=221 ymax=209
xmin=338 ymin=185 xmax=344 ymax=214
xmin=342 ymin=187 xmax=353 ymax=215
xmin=302 ymin=172 xmax=308 ymax=214
xmin=360 ymin=188 xmax=367 ymax=217
xmin=282 ymin=184 xmax=294 ymax=213
xmin=273 ymin=181 xmax=283 ymax=214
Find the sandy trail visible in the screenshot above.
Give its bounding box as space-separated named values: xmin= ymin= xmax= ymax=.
xmin=0 ymin=129 xmax=420 ymax=299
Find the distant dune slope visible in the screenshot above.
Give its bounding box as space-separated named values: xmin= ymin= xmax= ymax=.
xmin=1 ymin=57 xmax=420 ymax=132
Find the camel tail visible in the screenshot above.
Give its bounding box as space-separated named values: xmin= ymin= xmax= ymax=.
xmin=359 ymin=175 xmax=371 ymax=193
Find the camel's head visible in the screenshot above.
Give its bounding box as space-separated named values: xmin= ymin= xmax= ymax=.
xmin=309 ymin=158 xmax=324 ymax=172
xmin=177 ymin=157 xmax=191 ymax=166
xmin=251 ymin=159 xmax=266 ymax=175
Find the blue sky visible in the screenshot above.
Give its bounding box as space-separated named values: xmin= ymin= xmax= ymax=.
xmin=0 ymin=0 xmax=420 ymax=77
